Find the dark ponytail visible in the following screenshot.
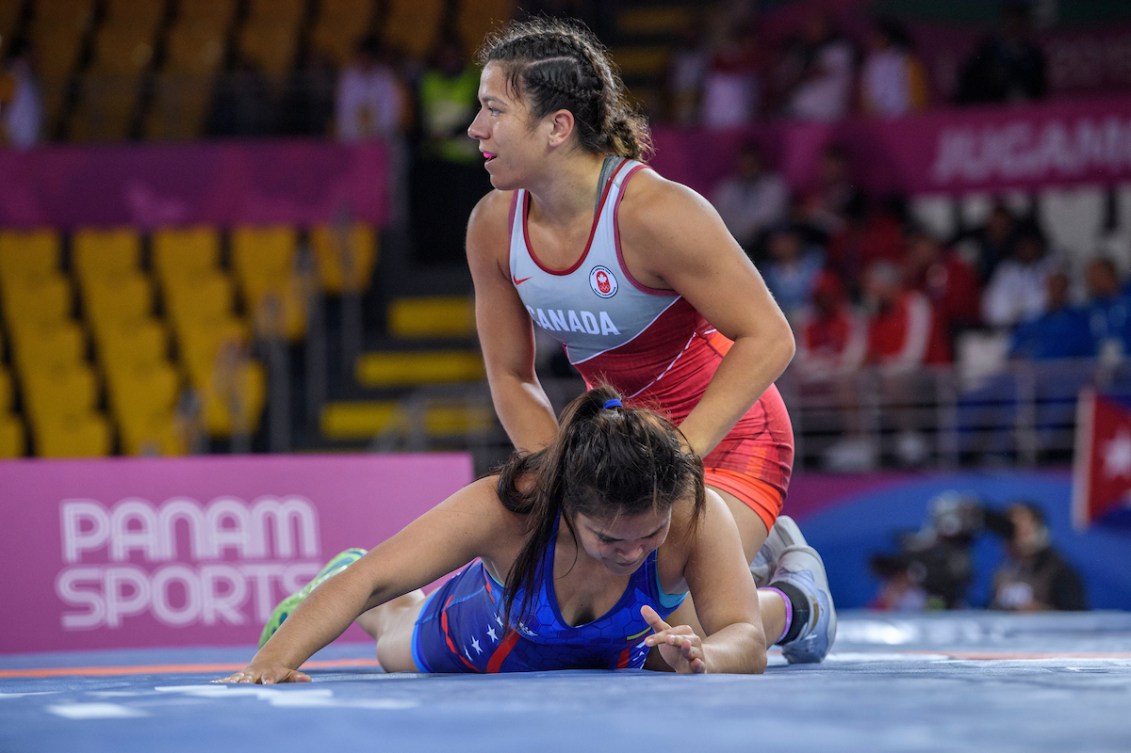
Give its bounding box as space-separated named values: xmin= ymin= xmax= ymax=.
xmin=477 ymin=17 xmax=653 ymax=161
xmin=496 ymin=386 xmax=704 ymax=629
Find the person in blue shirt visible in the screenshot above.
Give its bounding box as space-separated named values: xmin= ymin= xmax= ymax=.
xmin=218 ymin=386 xmax=835 ymax=682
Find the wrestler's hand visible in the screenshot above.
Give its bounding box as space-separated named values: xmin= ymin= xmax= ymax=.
xmin=214 ymin=662 xmax=312 ymax=685
xmin=641 ymin=605 xmax=706 ymax=674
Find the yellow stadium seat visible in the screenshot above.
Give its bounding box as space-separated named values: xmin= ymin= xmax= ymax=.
xmin=164 ymin=23 xmax=228 ymax=75
xmin=387 ymin=295 xmax=476 ymax=339
xmin=309 ymin=222 xmax=378 ymax=294
xmin=144 ymin=74 xmax=214 ymax=141
xmin=230 ymin=225 xmax=306 ymax=339
xmin=381 ymin=0 xmax=445 ymax=59
xmin=29 ymin=0 xmax=95 ymax=33
xmin=151 ymin=225 xmax=221 ymax=282
xmin=103 ymin=0 xmax=167 ymax=36
xmin=94 ymin=318 xmax=169 ymax=370
xmin=176 ymin=0 xmax=237 ymax=32
xmin=172 ymin=315 xmax=249 ymax=389
xmin=88 ymin=22 xmax=158 ymax=76
xmin=0 ymin=414 xmax=25 ymax=458
xmin=456 ymin=0 xmax=515 ymax=52
xmin=237 ymin=23 xmax=299 ymax=79
xmin=32 ymin=409 xmax=112 ymax=458
xmin=81 ymin=271 xmax=154 ymax=337
xmin=105 ymin=358 xmax=181 ymax=415
xmin=118 ymin=409 xmax=186 ymax=456
xmin=201 ymin=359 xmax=266 ymax=438
xmin=0 ymin=365 xmax=12 ymax=413
xmin=71 ymin=227 xmax=141 ymax=284
xmin=1 ymin=272 xmax=73 ymax=335
xmin=26 ymin=24 xmax=86 ymax=83
xmin=19 ymin=360 xmax=100 ymax=427
xmin=246 ymin=0 xmax=306 ymax=27
xmin=0 ymin=228 xmax=61 ymax=284
xmin=161 ymin=268 xmax=236 ymax=334
xmin=10 ymin=319 xmax=87 ymax=374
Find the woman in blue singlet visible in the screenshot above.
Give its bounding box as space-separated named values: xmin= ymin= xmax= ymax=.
xmin=220 ymin=386 xmax=801 ymax=681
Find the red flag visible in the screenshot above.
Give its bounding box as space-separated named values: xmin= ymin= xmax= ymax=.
xmin=1073 ymin=389 xmax=1131 ymax=528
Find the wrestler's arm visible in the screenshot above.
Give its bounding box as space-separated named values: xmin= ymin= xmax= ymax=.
xmin=467 ymin=189 xmax=560 ymax=451
xmin=618 ymin=174 xmax=795 ymax=457
xmin=644 ymin=494 xmax=767 ymax=674
xmin=218 ymin=477 xmax=517 ymax=683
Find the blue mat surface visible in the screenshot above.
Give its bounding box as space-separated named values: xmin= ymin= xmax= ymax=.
xmin=3 ymin=611 xmax=1130 ymax=753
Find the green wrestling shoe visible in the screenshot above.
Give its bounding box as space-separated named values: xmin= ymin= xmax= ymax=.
xmin=258 ymin=547 xmax=368 ymax=648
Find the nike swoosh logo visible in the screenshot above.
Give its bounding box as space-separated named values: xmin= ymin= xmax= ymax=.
xmin=512 ymin=275 xmax=532 ymax=285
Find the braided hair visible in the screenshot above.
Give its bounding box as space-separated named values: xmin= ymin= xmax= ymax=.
xmin=495 ymin=385 xmax=704 ymax=629
xmin=477 ymin=17 xmax=653 ymax=160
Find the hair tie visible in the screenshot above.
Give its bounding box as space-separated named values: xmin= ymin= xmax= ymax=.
xmin=602 ymin=398 xmax=622 ymax=410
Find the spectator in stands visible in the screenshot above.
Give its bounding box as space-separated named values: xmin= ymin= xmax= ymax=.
xmin=761 ymin=223 xmax=825 ymax=326
xmin=0 ymin=40 xmax=43 ymax=148
xmin=958 ymin=269 xmax=1093 ymax=464
xmin=981 ymin=223 xmax=1059 ymax=330
xmin=780 ymin=11 xmax=855 ymax=122
xmin=709 ymin=142 xmax=788 ymax=255
xmin=664 ymin=17 xmax=709 ymax=125
xmin=410 ymin=32 xmax=489 ymax=264
xmin=954 ymin=200 xmax=1019 ymax=284
xmin=858 ymin=16 xmax=929 ymax=118
xmin=206 ymin=55 xmax=277 ymax=138
xmin=335 ymin=36 xmax=406 ymax=142
xmin=790 ymin=270 xmax=873 ymax=471
xmin=824 ymin=194 xmax=907 ymax=299
xmin=699 ymin=15 xmax=763 ymax=129
xmin=799 ymin=143 xmax=867 ymax=239
xmin=954 ymin=0 xmax=1047 ymax=105
xmin=862 ymin=260 xmax=951 ymax=466
xmin=1082 ymin=256 xmax=1131 ymax=364
xmin=279 ymin=48 xmax=337 ymax=137
xmin=988 ymin=501 xmax=1087 ymax=611
xmin=902 ymin=225 xmax=983 ymax=352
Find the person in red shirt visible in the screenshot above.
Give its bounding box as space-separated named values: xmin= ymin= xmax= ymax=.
xmin=902 ymin=225 xmax=983 ymax=353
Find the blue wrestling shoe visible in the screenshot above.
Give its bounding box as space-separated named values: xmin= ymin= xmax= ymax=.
xmin=772 ymin=544 xmax=837 ymax=664
xmin=750 ymin=515 xmax=806 ymax=586
xmin=258 ymin=547 xmax=367 ymax=648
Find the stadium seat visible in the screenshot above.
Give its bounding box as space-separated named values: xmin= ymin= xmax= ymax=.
xmin=175 ymin=0 xmax=237 ymax=33
xmin=32 ymin=409 xmax=112 ymax=458
xmin=387 ymin=295 xmax=476 ymax=339
xmin=381 ymin=0 xmax=446 ymax=59
xmin=104 ymin=358 xmax=184 ymax=455
xmin=87 ymin=23 xmax=158 ymax=76
xmin=102 ymin=0 xmax=167 ymax=37
xmin=9 ymin=319 xmax=87 ymax=376
xmin=69 ymin=73 xmax=143 ymax=141
xmin=0 ymin=413 xmax=24 ymax=458
xmin=201 ymin=359 xmax=267 ymax=438
xmin=80 ymin=271 xmax=154 ymax=337
xmin=152 ymin=225 xmax=221 ymax=281
xmin=163 ymin=22 xmax=228 ymax=75
xmin=1038 ymin=186 xmax=1106 ymax=261
xmin=94 ymin=318 xmax=169 ymax=371
xmin=173 ymin=315 xmax=250 ymax=390
xmin=237 ymin=22 xmax=300 ymax=80
xmin=309 ymin=222 xmax=378 ymax=293
xmin=309 ymin=0 xmax=379 ymax=65
xmin=71 ymin=227 xmax=142 ymax=285
xmin=117 ymin=409 xmax=186 ymax=456
xmin=19 ymin=360 xmax=100 ymax=427
xmin=0 ymin=272 xmax=73 ymax=336
xmin=246 ymin=0 xmax=307 ymax=28
xmin=230 ymin=225 xmax=306 ymax=340
xmin=161 ymin=268 xmax=235 ymax=333
xmin=29 ymin=0 xmax=95 ymax=33
xmin=455 ymin=0 xmax=515 ymax=52
xmin=144 ymin=75 xmax=215 ymax=141
xmin=0 ymin=228 xmax=61 ymax=285
xmin=0 ymin=364 xmax=12 ymax=414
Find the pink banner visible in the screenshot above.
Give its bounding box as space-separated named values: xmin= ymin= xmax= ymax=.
xmin=0 ymin=139 xmax=390 ymax=230
xmin=0 ymin=453 xmax=473 ymax=653
xmin=652 ymin=95 xmax=1131 ymax=199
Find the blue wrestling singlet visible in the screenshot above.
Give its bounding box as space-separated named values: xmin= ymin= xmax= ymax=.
xmin=410 ymin=519 xmax=687 ymax=673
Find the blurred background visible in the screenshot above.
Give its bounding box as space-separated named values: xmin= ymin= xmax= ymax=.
xmin=2 ymin=0 xmax=1130 ymax=611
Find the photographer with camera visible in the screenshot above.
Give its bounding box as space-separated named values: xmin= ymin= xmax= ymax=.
xmin=987 ymin=502 xmax=1088 ymax=612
